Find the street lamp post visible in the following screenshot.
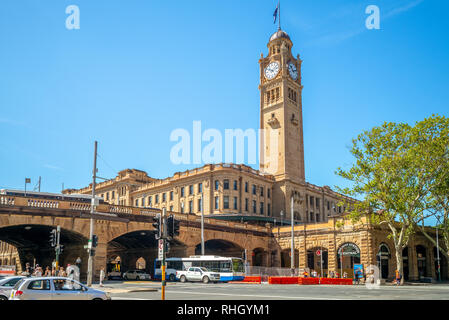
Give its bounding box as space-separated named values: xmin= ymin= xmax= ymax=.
xmin=437 ymin=227 xmax=441 ymax=282
xmin=87 ymin=141 xmax=98 ymax=287
xmin=290 ymin=196 xmax=295 ymax=275
xmin=201 ymin=193 xmax=205 ymax=256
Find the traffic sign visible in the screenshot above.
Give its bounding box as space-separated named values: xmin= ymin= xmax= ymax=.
xmin=316 ymin=250 xmax=321 ymax=256
xmin=158 ymin=239 xmax=164 ymax=260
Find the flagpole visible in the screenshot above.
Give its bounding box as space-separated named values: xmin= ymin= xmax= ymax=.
xmin=278 ymin=0 xmax=281 ymax=30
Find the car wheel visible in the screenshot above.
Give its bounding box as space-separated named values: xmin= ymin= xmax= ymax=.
xmin=180 ymin=275 xmax=187 ymax=283
xmin=0 ymin=295 xmax=8 ymax=301
xmin=92 ymin=298 xmax=103 ymax=301
xmin=169 ymin=274 xmax=175 ymax=282
xmin=202 ymin=276 xmax=210 ymax=284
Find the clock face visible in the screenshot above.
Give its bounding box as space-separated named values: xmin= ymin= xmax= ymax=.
xmin=264 ymin=61 xmax=280 ymax=80
xmin=288 ymin=62 xmax=298 ymax=80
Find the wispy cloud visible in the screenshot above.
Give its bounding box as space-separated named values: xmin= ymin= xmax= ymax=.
xmin=384 ymin=0 xmax=425 ymax=19
xmin=303 ymin=0 xmax=425 ymax=47
xmin=44 ymin=164 xmax=64 ymax=171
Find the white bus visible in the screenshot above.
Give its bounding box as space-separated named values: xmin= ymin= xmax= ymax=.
xmin=154 ymin=256 xmax=245 ymax=282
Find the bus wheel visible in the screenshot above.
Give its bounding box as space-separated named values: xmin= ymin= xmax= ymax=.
xmin=169 ymin=274 xmax=176 ymax=282
xmin=202 ymin=276 xmax=210 ymax=284
xmin=180 ymin=275 xmax=187 ymax=283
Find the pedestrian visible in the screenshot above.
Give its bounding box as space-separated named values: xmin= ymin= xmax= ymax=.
xmin=44 ymin=266 xmax=51 ymax=277
xmin=58 ymin=266 xmax=67 ymax=277
xmin=51 ymin=266 xmax=56 ymax=276
xmin=343 ymin=271 xmax=347 ymax=279
xmin=395 ymin=269 xmax=401 ymax=285
xmin=100 ymin=267 xmax=105 ymax=287
xmin=75 ymin=257 xmax=82 ymax=270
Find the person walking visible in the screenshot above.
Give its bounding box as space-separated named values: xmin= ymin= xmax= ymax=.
xmin=44 ymin=266 xmax=51 ymax=277
xmin=100 ymin=267 xmax=105 ymax=287
xmin=395 ymin=269 xmax=401 ymax=285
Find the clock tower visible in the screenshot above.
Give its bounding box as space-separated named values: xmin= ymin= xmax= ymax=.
xmin=259 ymin=29 xmax=306 ymax=221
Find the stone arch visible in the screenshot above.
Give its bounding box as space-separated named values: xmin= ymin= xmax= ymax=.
xmin=377 ymin=242 xmax=391 ymax=279
xmin=194 ymin=239 xmax=245 ymax=259
xmin=280 ymin=248 xmax=300 ymax=269
xmin=416 ymin=244 xmax=428 ymax=279
xmin=136 ymin=257 xmax=146 ymax=270
xmin=336 ymin=242 xmax=361 ymax=278
xmin=0 ymin=223 xmax=89 ymax=276
xmin=306 ymin=246 xmax=329 ymax=276
xmin=107 ymin=229 xmax=187 ymax=276
xmin=251 ymin=247 xmax=266 ymax=267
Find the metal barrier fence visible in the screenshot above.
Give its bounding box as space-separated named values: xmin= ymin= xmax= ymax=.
xmin=245 ymin=266 xmax=310 ymax=279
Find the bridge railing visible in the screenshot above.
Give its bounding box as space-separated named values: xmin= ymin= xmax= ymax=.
xmin=0 ymin=195 xmax=271 ymax=234
xmin=0 ymin=196 xmax=15 ymax=206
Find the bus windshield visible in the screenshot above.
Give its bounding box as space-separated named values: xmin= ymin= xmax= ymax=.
xmin=232 ymin=259 xmax=245 ymax=273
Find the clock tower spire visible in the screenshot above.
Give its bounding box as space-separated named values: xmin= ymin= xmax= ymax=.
xmin=259 ymin=29 xmax=306 ymax=221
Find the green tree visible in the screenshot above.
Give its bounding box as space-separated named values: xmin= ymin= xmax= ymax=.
xmin=336 ymin=122 xmax=430 ymax=285
xmin=410 ymin=116 xmax=449 ymax=272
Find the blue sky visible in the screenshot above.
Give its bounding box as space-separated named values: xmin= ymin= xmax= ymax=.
xmin=0 ymin=0 xmax=448 ymax=202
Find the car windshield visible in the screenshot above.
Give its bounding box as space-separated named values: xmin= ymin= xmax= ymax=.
xmin=0 ymin=277 xmax=22 ymax=287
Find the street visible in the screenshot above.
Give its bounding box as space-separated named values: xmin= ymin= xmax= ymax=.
xmin=96 ymin=281 xmax=449 ymax=300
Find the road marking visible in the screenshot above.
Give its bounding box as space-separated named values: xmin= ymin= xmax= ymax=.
xmin=112 ymin=297 xmax=152 ymax=300
xmin=165 ymin=290 xmax=352 ymax=300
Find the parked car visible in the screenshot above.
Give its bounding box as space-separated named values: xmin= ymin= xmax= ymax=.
xmin=123 ymin=270 xmax=151 ymax=281
xmin=176 ymin=267 xmax=220 ymax=283
xmin=0 ymin=276 xmax=25 ymax=300
xmin=9 ymin=277 xmax=110 ymax=300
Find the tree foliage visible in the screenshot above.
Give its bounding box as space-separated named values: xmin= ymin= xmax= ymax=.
xmin=335 ymin=115 xmax=449 ymax=283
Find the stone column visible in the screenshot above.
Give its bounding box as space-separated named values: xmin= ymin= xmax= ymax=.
xmin=409 ymin=242 xmax=418 ymax=281
xmin=93 ymin=242 xmax=108 ymax=282
xmin=327 ymin=234 xmax=337 ymax=273
xmin=186 ymin=246 xmax=196 ymax=257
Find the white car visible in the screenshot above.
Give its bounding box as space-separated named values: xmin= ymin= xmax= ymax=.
xmin=176 ymin=267 xmax=220 ymax=283
xmin=0 ymin=276 xmax=25 ymax=300
xmin=9 ymin=277 xmax=110 ymax=300
xmin=123 ymin=270 xmax=151 ymax=280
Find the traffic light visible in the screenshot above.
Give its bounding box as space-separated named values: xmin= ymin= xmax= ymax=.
xmin=49 ymin=229 xmax=57 ymax=247
xmin=166 ymin=215 xmax=174 ymax=239
xmin=153 ymin=214 xmax=161 ymax=240
xmin=173 ymin=218 xmax=180 ymax=237
xmin=166 ymin=215 xmax=180 ymax=239
xmin=165 ymin=241 xmax=170 ymax=254
xmin=92 ymin=235 xmax=98 ymax=247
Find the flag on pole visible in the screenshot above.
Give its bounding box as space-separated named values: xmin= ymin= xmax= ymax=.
xmin=273 ymin=3 xmax=279 ymax=24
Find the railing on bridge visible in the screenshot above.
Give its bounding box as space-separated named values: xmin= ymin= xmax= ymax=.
xmin=0 ymin=195 xmax=271 ymax=234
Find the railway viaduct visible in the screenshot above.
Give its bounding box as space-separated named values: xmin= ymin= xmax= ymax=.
xmin=0 ymin=194 xmax=278 ymax=278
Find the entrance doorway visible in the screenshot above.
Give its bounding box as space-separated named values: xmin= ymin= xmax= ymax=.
xmin=402 ymin=247 xmax=409 ymax=281
xmin=377 ymin=243 xmax=390 ymax=279
xmin=307 ymin=248 xmax=328 ymax=277
xmin=416 ymin=245 xmax=427 ymax=279
xmin=337 ymin=243 xmax=361 ymax=278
